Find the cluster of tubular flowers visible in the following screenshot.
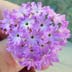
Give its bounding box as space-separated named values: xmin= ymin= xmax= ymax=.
xmin=0 ymin=2 xmax=70 ymax=70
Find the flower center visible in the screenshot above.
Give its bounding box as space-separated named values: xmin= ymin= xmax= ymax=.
xmin=14 ymin=24 xmax=17 ymax=27
xmin=4 ymin=28 xmax=7 ymax=31
xmin=41 ymin=44 xmax=44 ymax=47
xmin=58 ymin=23 xmax=61 ymax=28
xmin=40 ymin=24 xmax=44 ymax=27
xmin=48 ymin=33 xmax=51 ymax=37
xmin=25 ymin=22 xmax=28 ymax=25
xmin=31 ymin=35 xmax=34 ymax=39
xmin=21 ymin=44 xmax=24 ymax=47
xmin=17 ymin=34 xmax=19 ymax=37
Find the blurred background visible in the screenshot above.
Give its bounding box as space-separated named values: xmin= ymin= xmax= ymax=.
xmin=7 ymin=0 xmax=72 ymax=42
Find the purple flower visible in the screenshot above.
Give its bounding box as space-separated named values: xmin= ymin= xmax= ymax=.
xmin=0 ymin=2 xmax=70 ymax=71
xmin=31 ymin=2 xmax=43 ymax=16
xmin=0 ymin=18 xmax=14 ymax=34
xmin=8 ymin=29 xmax=23 ymax=45
xmin=19 ymin=17 xmax=35 ymax=29
xmin=11 ymin=9 xmax=24 ymax=19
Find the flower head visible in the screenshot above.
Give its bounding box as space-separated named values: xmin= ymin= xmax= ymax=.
xmin=0 ymin=2 xmax=70 ymax=70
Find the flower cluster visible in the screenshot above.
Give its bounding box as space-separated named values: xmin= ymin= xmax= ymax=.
xmin=0 ymin=2 xmax=70 ymax=70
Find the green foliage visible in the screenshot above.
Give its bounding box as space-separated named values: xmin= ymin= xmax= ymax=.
xmin=7 ymin=0 xmax=72 ymax=42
